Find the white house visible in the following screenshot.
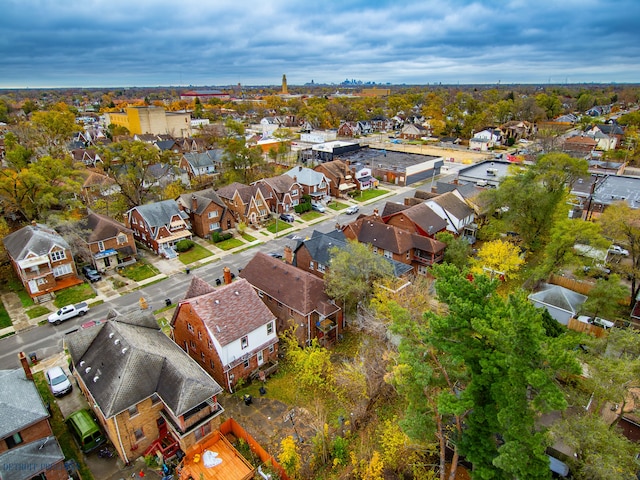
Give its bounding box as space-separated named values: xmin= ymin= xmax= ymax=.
xmin=469 ymin=129 xmax=502 ymax=151
xmin=425 ymin=190 xmax=475 ymax=235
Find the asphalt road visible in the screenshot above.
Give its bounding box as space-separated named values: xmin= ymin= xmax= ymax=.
xmin=0 ymin=186 xmax=420 ymax=369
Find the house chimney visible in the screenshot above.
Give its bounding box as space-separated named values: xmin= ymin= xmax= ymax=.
xmin=373 ymin=208 xmax=379 ymax=218
xmin=284 ymin=245 xmax=293 ymax=264
xmin=18 ymin=352 xmax=33 ymax=380
xmin=191 ymin=194 xmax=197 ymax=211
xmin=223 ymin=266 xmax=232 ymax=285
xmin=298 ymin=166 xmax=303 ymax=172
xmin=31 ymin=220 xmax=37 ymax=229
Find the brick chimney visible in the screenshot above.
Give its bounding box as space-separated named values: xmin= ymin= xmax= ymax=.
xmin=191 ymin=194 xmax=197 ymax=211
xmin=18 ymin=352 xmax=33 ymax=380
xmin=284 ymin=245 xmax=293 ymax=264
xmin=223 ymin=266 xmax=232 ymax=285
xmin=373 ymin=208 xmax=379 ymax=218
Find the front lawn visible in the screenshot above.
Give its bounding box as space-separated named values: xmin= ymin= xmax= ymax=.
xmin=328 ymin=201 xmax=349 ymax=211
xmin=0 ymin=300 xmax=11 ymax=328
xmin=266 ymin=219 xmax=293 ymax=234
xmin=26 ymin=305 xmax=50 ymax=319
xmin=300 ymin=211 xmax=324 ymax=221
xmin=33 ymin=372 xmax=94 ymax=480
xmin=119 ymin=260 xmax=160 ymax=281
xmin=215 ymin=237 xmax=245 ymax=250
xmin=353 ymin=188 xmax=389 ymax=202
xmin=7 ymin=276 xmax=34 ymax=307
xmin=178 ymin=244 xmax=214 ymax=265
xmin=53 ymin=284 xmax=96 ymax=308
xmin=241 ymin=233 xmax=257 ymax=242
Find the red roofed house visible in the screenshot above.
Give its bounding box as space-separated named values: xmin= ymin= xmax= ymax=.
xmin=171 ymin=275 xmax=279 ymax=392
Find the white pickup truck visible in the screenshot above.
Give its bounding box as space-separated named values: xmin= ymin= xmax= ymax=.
xmin=48 ymin=302 xmax=89 ymax=325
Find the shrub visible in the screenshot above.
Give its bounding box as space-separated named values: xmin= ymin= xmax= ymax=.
xmin=175 ymin=239 xmax=195 ymax=252
xmin=212 ymin=231 xmax=233 ymax=243
xmin=294 ymin=202 xmax=312 ymax=214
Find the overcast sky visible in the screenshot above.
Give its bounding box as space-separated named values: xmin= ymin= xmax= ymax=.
xmin=2 ymin=0 xmax=639 ymax=89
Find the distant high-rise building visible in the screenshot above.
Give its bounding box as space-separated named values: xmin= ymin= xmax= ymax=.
xmin=281 ymin=74 xmax=288 ymax=95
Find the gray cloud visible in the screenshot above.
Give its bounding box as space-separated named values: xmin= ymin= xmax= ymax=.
xmin=1 ymin=0 xmax=639 ymax=88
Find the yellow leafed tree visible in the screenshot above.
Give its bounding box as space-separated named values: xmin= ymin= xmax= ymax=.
xmin=471 ymin=239 xmax=524 ymax=280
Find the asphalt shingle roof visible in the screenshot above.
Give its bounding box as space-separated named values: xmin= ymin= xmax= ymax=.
xmin=0 ymin=436 xmax=64 ymax=480
xmin=3 ymin=224 xmax=69 ymax=261
xmin=129 ymin=200 xmax=188 ymax=229
xmin=0 ymin=369 xmax=49 ymax=438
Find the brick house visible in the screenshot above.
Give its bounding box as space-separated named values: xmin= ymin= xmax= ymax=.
xmin=125 ymin=200 xmax=192 ymax=258
xmin=171 ymin=276 xmax=278 ymax=392
xmin=65 ymin=310 xmax=224 ymax=464
xmin=177 ymin=189 xmax=235 ymax=238
xmin=424 ymin=191 xmax=476 ymax=236
xmin=0 ymin=353 xmax=67 ymax=480
xmin=216 ymin=183 xmax=271 ymax=226
xmin=253 ymin=175 xmax=303 ymax=214
xmin=342 ymin=215 xmax=446 ymax=276
xmin=381 ymin=202 xmax=448 ymax=237
xmin=283 ymin=166 xmax=330 ymax=204
xmin=314 ymin=160 xmax=358 ymax=198
xmin=3 ymin=223 xmax=82 ymax=303
xmin=79 ymin=211 xmax=137 ymax=272
xmin=239 ymin=252 xmax=343 ymax=347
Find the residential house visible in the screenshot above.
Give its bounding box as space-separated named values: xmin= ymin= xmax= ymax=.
xmin=528 ymin=284 xmax=587 ymax=325
xmin=337 ymin=122 xmax=361 ymax=137
xmin=239 ymin=252 xmax=343 ymax=347
xmin=342 ymin=216 xmax=446 ymax=275
xmin=283 ymin=166 xmax=330 ymax=204
xmin=179 ymin=150 xmax=223 ymax=181
xmin=469 ymin=128 xmax=502 ymax=151
xmin=216 ymin=183 xmax=271 ymax=226
xmin=177 ymin=189 xmax=235 ymax=238
xmin=71 ymin=148 xmax=102 ymax=167
xmin=400 ymin=123 xmax=428 ymax=140
xmin=126 ymin=200 xmax=192 ymax=258
xmin=585 ymin=124 xmax=624 ymax=151
xmin=314 ymin=160 xmax=358 ymax=198
xmin=292 ymin=230 xmax=413 ymax=279
xmin=171 ymin=276 xmax=279 ymax=392
xmin=79 ymin=211 xmax=137 ymax=272
xmin=381 ymin=201 xmax=448 ymax=237
xmin=65 ymin=310 xmax=224 ymax=464
xmin=253 ymin=175 xmax=303 ymax=214
xmin=424 ymin=191 xmax=476 ymax=236
xmin=3 ymin=223 xmax=82 ymax=302
xmin=153 ymin=139 xmax=182 ymax=154
xmin=562 ymin=135 xmax=597 ymax=157
xmin=81 ymin=170 xmax=120 ymax=205
xmin=0 ymin=354 xmax=66 ymax=480
xmin=500 ymin=121 xmax=535 ymax=144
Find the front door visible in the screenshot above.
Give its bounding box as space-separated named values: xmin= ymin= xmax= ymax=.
xmin=257 ymin=350 xmax=264 ymax=366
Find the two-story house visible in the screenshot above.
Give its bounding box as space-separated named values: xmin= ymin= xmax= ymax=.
xmin=469 ymin=128 xmax=503 ymax=151
xmin=172 ymin=276 xmax=278 ymax=392
xmin=79 ymin=211 xmax=137 ymax=272
xmin=216 ymin=183 xmax=271 ymax=226
xmin=178 ymin=150 xmax=223 ymax=181
xmin=240 ymin=252 xmax=343 ymax=347
xmin=284 ymin=166 xmax=330 ymax=205
xmin=0 ymin=353 xmax=66 ymax=480
xmin=3 ymin=223 xmax=82 ymax=302
xmin=381 ymin=201 xmax=448 ymax=237
xmin=65 ymin=310 xmax=225 ymax=464
xmin=125 ymin=200 xmax=192 ymax=258
xmin=253 ymin=175 xmax=303 ymax=214
xmin=177 ymin=189 xmax=235 ymax=238
xmin=424 ymin=191 xmax=476 ymax=236
xmin=314 ymin=160 xmax=358 ymax=198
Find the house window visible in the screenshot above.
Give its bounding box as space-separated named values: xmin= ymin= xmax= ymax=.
xmin=267 ymin=322 xmax=273 ymax=335
xmin=190 ymin=341 xmax=196 ymax=350
xmin=208 ymin=211 xmax=219 ymax=219
xmin=117 ymin=233 xmax=127 ymax=245
xmin=260 ymin=209 xmax=267 ymax=216
xmin=210 ymin=359 xmax=215 ymax=369
xmin=37 ymin=278 xmax=46 ymax=285
xmin=277 ymin=301 xmax=283 ymax=308
xmin=372 ymin=246 xmax=378 ymax=254
xmin=194 ymin=422 xmax=211 ymax=441
xmin=201 ymin=352 xmax=205 ymax=362
xmin=53 ymin=264 xmax=72 ymax=277
xmin=269 ymin=344 xmax=275 ymax=354
xmin=406 ymin=251 xmax=411 ymax=260
xmin=128 ymin=406 xmax=139 ymax=418
xmin=258 ymin=291 xmax=264 ymax=298
xmin=291 ymin=189 xmax=298 ymax=196
xmin=5 ymin=432 xmax=23 ymax=449
xmin=384 ymin=250 xmax=392 ymax=259
xmin=209 ymin=222 xmax=220 ymax=231
xmin=50 ymin=250 xmax=66 ymax=262
xmin=187 ymin=323 xmax=194 ymax=332
xmin=417 ymin=265 xmax=427 ymax=275
xmin=309 ymin=261 xmax=314 ymax=270
xmin=208 ymin=340 xmax=213 ymax=350
xmin=134 ymin=428 xmax=145 ymax=442
xmin=241 ymin=336 xmax=248 ymax=349
xmin=198 ymin=330 xmax=202 ymax=340
xmin=151 ymin=393 xmax=161 ymax=405
xmin=97 ymin=241 xmax=105 ymax=252
xmin=292 ymin=200 xmax=299 ymax=206
xmin=244 ymin=359 xmax=250 ymax=369
xmin=317 ymin=263 xmax=326 ymax=273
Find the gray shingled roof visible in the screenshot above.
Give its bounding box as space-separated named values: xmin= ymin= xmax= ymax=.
xmin=528 ymin=284 xmax=587 ymax=315
xmin=3 ymin=224 xmax=70 ymax=261
xmin=178 ymin=188 xmax=226 ymax=215
xmin=0 ymin=369 xmax=49 ymax=438
xmin=182 ymin=278 xmax=276 ymax=347
xmin=428 ymin=192 xmax=474 ymax=221
xmin=284 ymin=166 xmax=327 ymax=186
xmin=0 ymin=436 xmax=64 ymax=480
xmin=84 ymin=211 xmax=133 ymax=243
xmin=259 ymin=174 xmax=297 ymax=194
xmin=65 ymin=311 xmax=222 ymax=419
xmin=129 ymin=200 xmax=188 ymax=229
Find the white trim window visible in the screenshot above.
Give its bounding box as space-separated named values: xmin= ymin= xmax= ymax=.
xmin=208 ymin=210 xmax=219 ymax=219
xmin=50 ymin=250 xmax=66 ymax=262
xmin=53 ymin=264 xmax=72 ymax=277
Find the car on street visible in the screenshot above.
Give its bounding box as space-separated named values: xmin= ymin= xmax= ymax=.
xmin=608 ymin=245 xmax=629 ymax=256
xmin=344 ymin=205 xmax=359 ymax=215
xmin=81 ymin=265 xmax=101 ymax=282
xmin=279 ymin=213 xmax=295 ymax=223
xmin=48 ymin=302 xmax=89 ymax=325
xmin=311 ymin=204 xmax=326 ymax=213
xmin=45 ymin=366 xmax=73 ymax=397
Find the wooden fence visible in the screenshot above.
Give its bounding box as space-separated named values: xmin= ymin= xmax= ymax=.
xmin=567 ymin=317 xmax=608 ymax=338
xmin=549 ymin=274 xmax=593 ymax=296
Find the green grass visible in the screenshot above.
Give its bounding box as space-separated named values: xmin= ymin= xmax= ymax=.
xmin=7 ymin=277 xmax=34 ymax=307
xmin=0 ymin=300 xmax=11 ymax=328
xmin=178 ymin=243 xmax=214 ymax=265
xmin=328 ymin=201 xmax=348 ymax=211
xmin=353 ymin=188 xmax=390 ymax=202
xmin=214 ymin=237 xmax=245 ymax=250
xmin=241 ymin=233 xmax=257 ymax=242
xmin=33 ymin=371 xmax=94 ymax=480
xmin=266 ymin=219 xmax=293 ymax=234
xmin=26 ymin=305 xmax=50 ymax=319
xmin=300 ymin=211 xmax=324 ymax=221
xmin=53 ymin=284 xmax=96 ymax=308
xmin=118 ymin=260 xmax=160 ymax=281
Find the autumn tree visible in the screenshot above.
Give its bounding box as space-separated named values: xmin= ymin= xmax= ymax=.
xmin=435 ymin=231 xmax=470 ymax=269
xmin=29 ymin=103 xmax=81 ymax=156
xmin=471 ymin=239 xmax=524 ymax=280
xmin=580 ymin=274 xmax=629 ymax=319
xmin=278 ymin=436 xmax=301 ymax=479
xmin=281 ymin=329 xmax=334 ymax=396
xmin=541 ymin=217 xmax=606 ymax=275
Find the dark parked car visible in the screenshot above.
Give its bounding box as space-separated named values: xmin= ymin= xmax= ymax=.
xmin=279 ymin=213 xmax=295 ymax=222
xmin=81 ymin=265 xmax=101 ymax=283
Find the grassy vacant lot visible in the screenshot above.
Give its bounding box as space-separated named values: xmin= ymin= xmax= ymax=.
xmin=7 ymin=276 xmax=34 ymax=307
xmin=26 ymin=305 xmax=51 ymax=319
xmin=33 ymin=371 xmax=94 ymax=480
xmin=266 ymin=219 xmax=293 ymax=234
xmin=353 ymin=188 xmax=389 ymax=202
xmin=0 ymin=300 xmax=12 ymax=328
xmin=214 ymin=237 xmax=245 ymax=250
xmin=178 ymin=243 xmax=214 ymax=265
xmin=119 ymin=260 xmax=160 ymax=281
xmin=53 ymin=284 xmax=96 ymax=308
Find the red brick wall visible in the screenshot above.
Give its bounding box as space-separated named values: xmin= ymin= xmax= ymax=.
xmin=0 ymin=420 xmax=53 ymax=453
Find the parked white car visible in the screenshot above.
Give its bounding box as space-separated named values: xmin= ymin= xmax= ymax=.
xmin=608 ymin=245 xmax=629 ymax=256
xmin=45 ymin=366 xmax=73 ymax=396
